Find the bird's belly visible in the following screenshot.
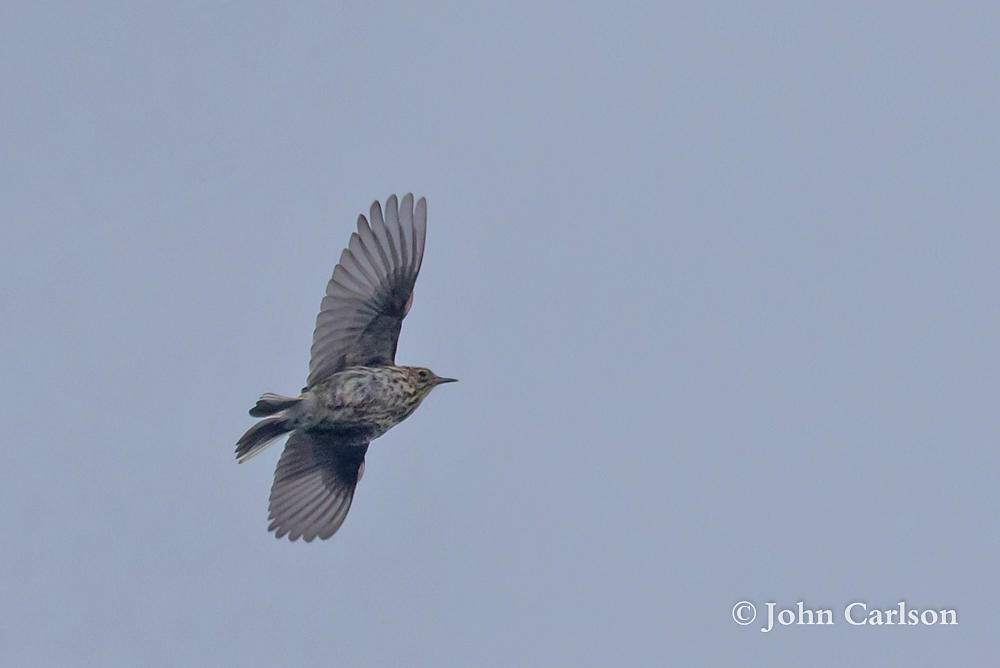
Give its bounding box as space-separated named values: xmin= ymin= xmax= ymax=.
xmin=299 ymin=368 xmax=420 ymax=440
xmin=309 ymin=401 xmax=410 ymax=439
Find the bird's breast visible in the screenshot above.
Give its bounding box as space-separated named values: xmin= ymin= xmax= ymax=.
xmin=301 ymin=367 xmax=419 ymax=438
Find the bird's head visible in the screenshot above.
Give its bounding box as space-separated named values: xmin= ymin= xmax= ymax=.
xmin=407 ymin=367 xmax=458 ymax=395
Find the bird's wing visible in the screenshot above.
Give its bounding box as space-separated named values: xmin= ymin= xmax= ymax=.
xmin=307 ymin=194 xmax=427 ymax=387
xmin=268 ymin=430 xmax=370 ymax=541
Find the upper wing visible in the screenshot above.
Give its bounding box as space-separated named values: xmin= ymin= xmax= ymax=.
xmin=307 ymin=194 xmax=427 ymax=387
xmin=268 ymin=430 xmax=370 ymax=542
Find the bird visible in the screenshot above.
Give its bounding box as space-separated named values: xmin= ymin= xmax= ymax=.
xmin=235 ymin=193 xmax=456 ymax=542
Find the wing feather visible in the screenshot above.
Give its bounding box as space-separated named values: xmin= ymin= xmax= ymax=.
xmin=268 ymin=431 xmax=369 ymax=542
xmin=307 ymin=194 xmax=428 ymax=386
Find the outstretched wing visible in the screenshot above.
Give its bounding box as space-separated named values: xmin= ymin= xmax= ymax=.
xmin=268 ymin=430 xmax=370 ymax=542
xmin=307 ymin=194 xmax=427 ymax=387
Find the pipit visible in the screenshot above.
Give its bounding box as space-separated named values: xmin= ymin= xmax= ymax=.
xmin=236 ymin=194 xmax=455 ymax=541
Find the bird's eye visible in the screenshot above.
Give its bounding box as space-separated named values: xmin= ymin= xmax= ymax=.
xmin=418 ymin=371 xmax=427 ymax=378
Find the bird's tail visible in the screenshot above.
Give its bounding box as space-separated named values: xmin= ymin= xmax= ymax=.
xmin=249 ymin=393 xmax=301 ymax=417
xmin=235 ymin=418 xmax=291 ymax=463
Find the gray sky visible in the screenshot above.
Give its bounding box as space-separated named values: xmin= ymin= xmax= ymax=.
xmin=3 ymin=2 xmax=997 ymax=666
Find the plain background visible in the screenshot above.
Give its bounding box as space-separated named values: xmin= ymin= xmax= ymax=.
xmin=3 ymin=2 xmax=997 ymax=666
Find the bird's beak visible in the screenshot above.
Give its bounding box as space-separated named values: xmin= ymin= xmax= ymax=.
xmin=435 ymin=377 xmax=458 ymax=385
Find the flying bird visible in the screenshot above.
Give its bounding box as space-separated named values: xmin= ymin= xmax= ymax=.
xmin=236 ymin=194 xmax=455 ymax=541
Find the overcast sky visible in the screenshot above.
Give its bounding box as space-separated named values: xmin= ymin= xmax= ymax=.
xmin=3 ymin=2 xmax=997 ymax=666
